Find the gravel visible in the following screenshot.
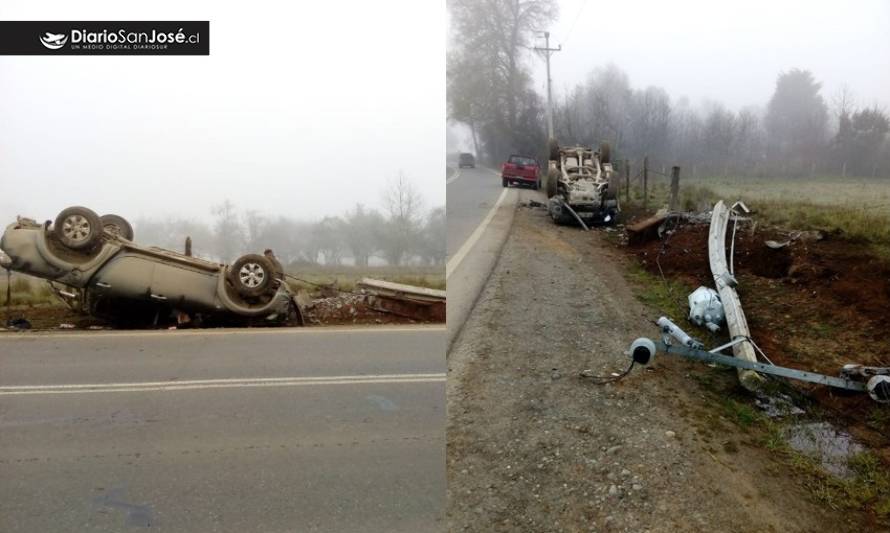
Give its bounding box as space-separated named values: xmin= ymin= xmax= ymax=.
xmin=447 ymin=195 xmax=855 ymax=532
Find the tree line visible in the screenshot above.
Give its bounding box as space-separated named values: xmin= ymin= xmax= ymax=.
xmin=134 ymin=174 xmax=445 ymax=267
xmin=447 ymin=0 xmax=890 ymax=178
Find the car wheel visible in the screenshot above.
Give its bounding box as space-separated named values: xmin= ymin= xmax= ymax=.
xmin=229 ymin=254 xmax=275 ymax=298
xmin=100 ymin=214 xmax=134 ymax=240
xmin=54 ymin=206 xmax=102 ymax=250
xmin=502 ymin=177 xmax=508 ymax=187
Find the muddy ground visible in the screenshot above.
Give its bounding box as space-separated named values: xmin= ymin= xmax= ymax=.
xmin=447 ymin=200 xmax=882 ymax=532
xmin=627 ymin=215 xmax=890 ymax=458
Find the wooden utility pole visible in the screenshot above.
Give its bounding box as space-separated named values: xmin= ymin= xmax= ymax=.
xmin=624 ymin=159 xmax=630 ymax=203
xmin=669 ymin=166 xmax=680 ymax=212
xmin=642 ymin=156 xmax=649 ymax=210
xmin=534 ymin=32 xmax=561 ymax=141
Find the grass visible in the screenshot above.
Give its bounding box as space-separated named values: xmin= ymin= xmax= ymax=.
xmin=0 ymin=274 xmax=59 ymax=307
xmin=716 ymin=394 xmax=890 ymax=522
xmin=282 ymin=264 xmax=444 ymax=294
xmin=710 ymin=393 xmax=890 ymax=522
xmin=620 ymin=174 xmax=890 ymax=251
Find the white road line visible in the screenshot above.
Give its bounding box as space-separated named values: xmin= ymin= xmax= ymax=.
xmin=0 ymin=373 xmax=447 ymax=396
xmin=446 ymin=169 xmax=462 ymax=185
xmin=0 ymin=325 xmax=446 ymax=340
xmin=446 ymin=184 xmax=512 ymax=281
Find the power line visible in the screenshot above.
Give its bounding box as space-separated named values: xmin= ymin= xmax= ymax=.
xmin=560 ymin=0 xmax=588 ymax=48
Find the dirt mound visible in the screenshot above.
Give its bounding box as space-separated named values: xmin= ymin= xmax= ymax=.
xmin=629 ymin=221 xmax=890 ymax=333
xmin=304 ymin=293 xmax=431 ymax=325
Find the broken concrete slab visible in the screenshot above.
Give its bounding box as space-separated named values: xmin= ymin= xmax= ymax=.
xmin=357 ymin=278 xmax=445 ymax=322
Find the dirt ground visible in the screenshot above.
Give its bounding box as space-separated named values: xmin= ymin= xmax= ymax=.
xmin=447 ymin=201 xmax=875 ymax=532
xmin=628 ymin=217 xmax=890 ymax=455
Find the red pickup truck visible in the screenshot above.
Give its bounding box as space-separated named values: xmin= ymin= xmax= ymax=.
xmin=501 ymin=155 xmax=540 ymax=189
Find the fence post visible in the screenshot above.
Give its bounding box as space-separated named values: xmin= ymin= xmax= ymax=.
xmin=643 ymin=156 xmax=649 ymax=210
xmin=669 ymin=166 xmax=680 ymax=212
xmin=624 ymin=159 xmax=630 ymax=203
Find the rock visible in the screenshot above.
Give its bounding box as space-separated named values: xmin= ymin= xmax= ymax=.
xmin=632 ymin=484 xmax=643 ymax=491
xmin=665 ymin=430 xmax=676 ymax=439
xmin=606 ymin=445 xmax=622 ymax=455
xmin=608 ymin=485 xmax=618 ymax=496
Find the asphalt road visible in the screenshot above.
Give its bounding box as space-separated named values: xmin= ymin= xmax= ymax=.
xmin=446 ymin=166 xmax=504 ymax=261
xmin=446 ymin=166 xmax=518 ymax=347
xmin=0 ymin=326 xmax=445 ymax=533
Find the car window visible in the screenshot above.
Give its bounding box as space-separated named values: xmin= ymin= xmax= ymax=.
xmin=508 ymin=155 xmax=535 ymax=166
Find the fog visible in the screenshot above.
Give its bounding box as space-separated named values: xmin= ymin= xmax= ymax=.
xmin=0 ymin=0 xmax=444 ymax=227
xmin=447 ymin=0 xmax=889 ymax=180
xmin=536 ymin=0 xmax=890 ymax=112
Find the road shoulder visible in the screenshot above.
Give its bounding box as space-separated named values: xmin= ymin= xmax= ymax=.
xmin=447 ymin=189 xmax=854 ymax=532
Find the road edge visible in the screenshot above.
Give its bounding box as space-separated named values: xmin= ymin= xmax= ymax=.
xmin=446 ymin=181 xmax=518 ymax=352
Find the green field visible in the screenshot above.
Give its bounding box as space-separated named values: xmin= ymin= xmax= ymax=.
xmin=0 ymin=274 xmax=57 ymax=307
xmin=622 ymin=174 xmax=890 ymax=250
xmin=283 ymin=264 xmax=445 ymax=294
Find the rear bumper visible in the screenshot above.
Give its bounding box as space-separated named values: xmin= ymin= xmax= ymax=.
xmin=502 ymin=174 xmax=537 ymax=183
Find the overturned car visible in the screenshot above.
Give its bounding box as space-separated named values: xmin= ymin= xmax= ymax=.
xmin=545 ymin=142 xmax=619 ymax=226
xmin=0 ymin=206 xmax=302 ymax=327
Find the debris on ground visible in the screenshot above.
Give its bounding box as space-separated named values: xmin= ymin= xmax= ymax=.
xmin=619 ymin=203 xmax=890 ymax=496
xmin=687 ymin=286 xmax=724 ymax=332
xmin=357 ymin=278 xmax=445 ymax=322
xmin=449 ymin=203 xmax=857 ymax=532
xmin=5 ymin=317 xmax=31 ymax=330
xmin=303 ymin=279 xmax=445 ymax=325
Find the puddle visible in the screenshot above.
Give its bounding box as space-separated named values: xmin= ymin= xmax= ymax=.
xmin=754 ymin=393 xmax=805 ymax=418
xmin=784 ymin=421 xmax=864 ymax=478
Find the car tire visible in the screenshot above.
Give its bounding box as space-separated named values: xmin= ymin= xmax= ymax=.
xmin=229 ymin=254 xmax=276 ymax=298
xmin=502 ymin=177 xmax=509 ymax=187
xmin=599 ymin=142 xmax=611 ymax=164
xmin=54 ymin=206 xmax=102 ymax=250
xmin=100 ymin=214 xmax=134 ymax=240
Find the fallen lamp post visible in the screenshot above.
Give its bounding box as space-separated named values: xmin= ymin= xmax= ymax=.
xmin=627 ymin=317 xmax=890 ymax=404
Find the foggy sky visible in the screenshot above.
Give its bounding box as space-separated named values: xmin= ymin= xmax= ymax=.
xmin=535 ymin=0 xmax=890 ymax=112
xmin=0 ymin=1 xmax=444 ymax=226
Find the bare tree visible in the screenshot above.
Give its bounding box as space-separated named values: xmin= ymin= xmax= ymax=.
xmin=447 ymin=0 xmax=558 ymax=163
xmin=211 ymin=200 xmax=246 ymax=262
xmin=343 ymin=204 xmax=384 ymax=267
xmin=380 ymin=172 xmax=424 ymax=265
